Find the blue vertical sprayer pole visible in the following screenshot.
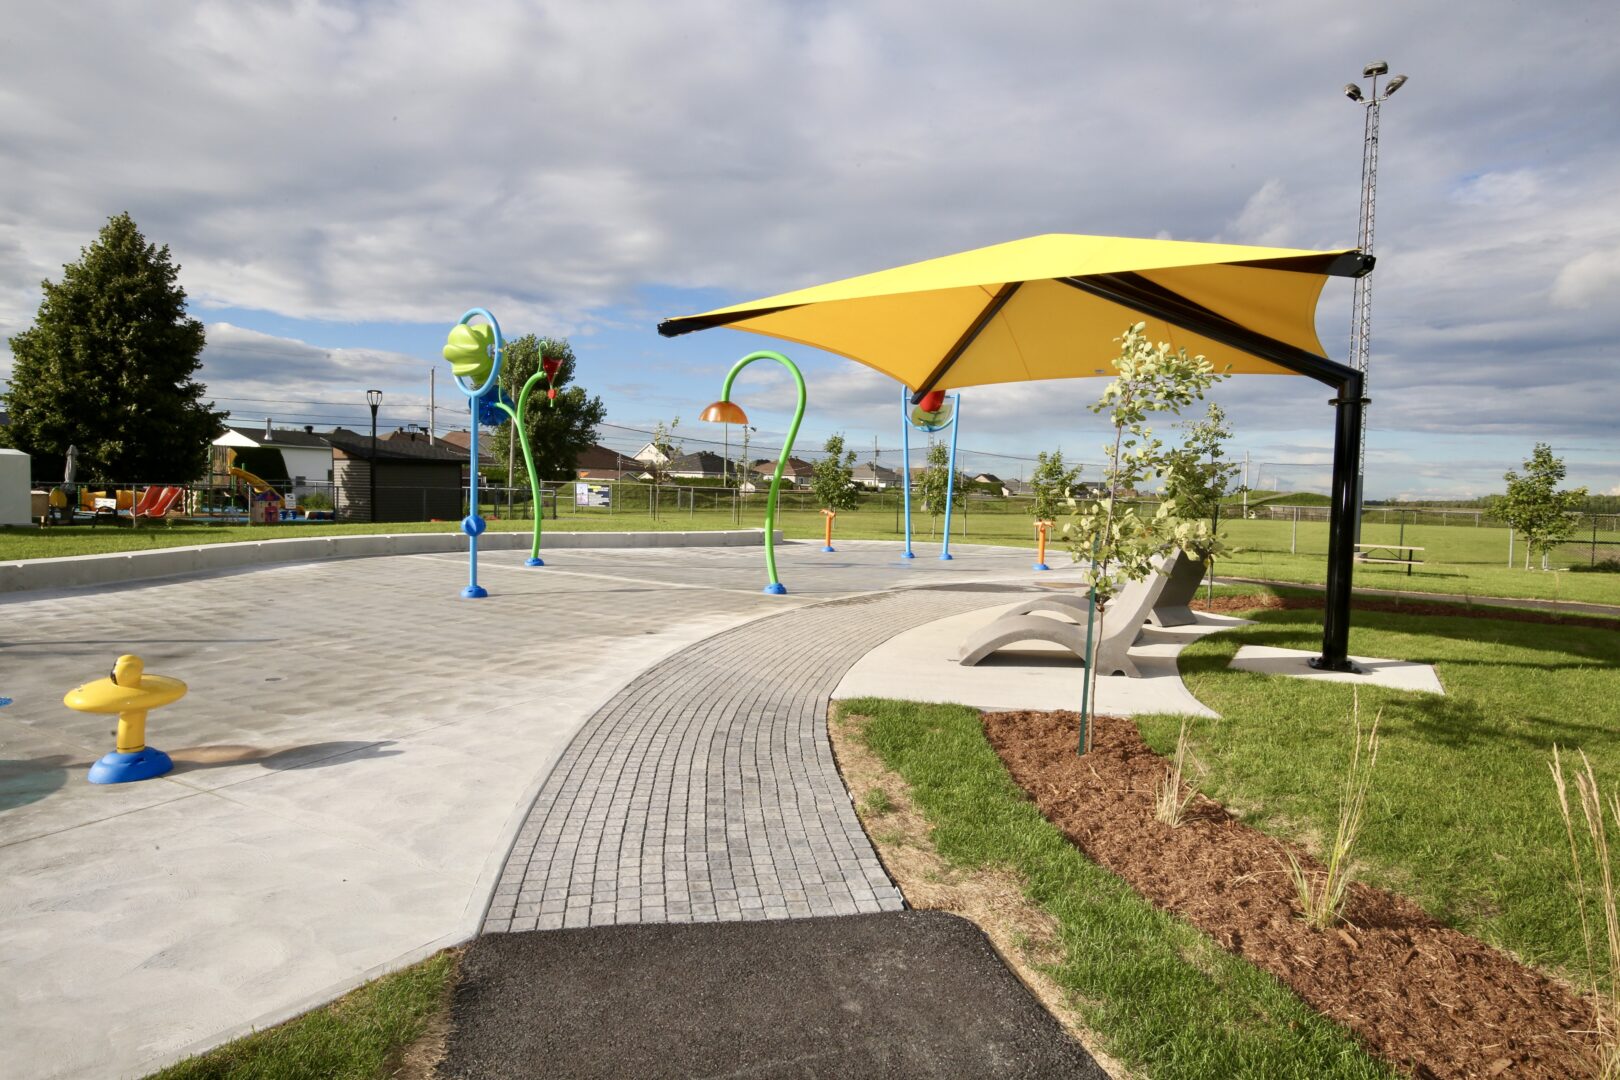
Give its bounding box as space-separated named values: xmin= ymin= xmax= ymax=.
xmin=442 ymin=307 xmax=504 ymax=599
xmin=900 ymin=383 xmax=915 ymax=559
xmin=939 ymin=393 xmax=960 ymax=561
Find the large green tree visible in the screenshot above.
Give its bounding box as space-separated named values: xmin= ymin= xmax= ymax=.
xmin=4 ymin=212 xmax=222 ymax=481
xmin=484 ymin=334 xmax=605 ymax=482
xmin=1498 ymin=443 xmax=1587 ymax=570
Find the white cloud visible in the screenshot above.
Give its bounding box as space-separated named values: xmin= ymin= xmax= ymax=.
xmin=1551 ymin=245 xmax=1620 ymax=309
xmin=1224 ymin=179 xmax=1300 ymax=248
xmin=3 ymin=0 xmax=1620 ymax=500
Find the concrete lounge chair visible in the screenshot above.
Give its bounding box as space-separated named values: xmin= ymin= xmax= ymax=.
xmin=958 ymin=555 xmax=1172 ymax=677
xmin=1147 ymin=549 xmax=1209 ymax=628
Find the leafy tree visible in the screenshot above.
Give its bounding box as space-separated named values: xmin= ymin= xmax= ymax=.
xmin=647 ymin=416 xmax=683 ymax=488
xmin=484 ymin=334 xmax=605 ymax=482
xmin=1160 ymin=403 xmax=1241 ymax=560
xmin=810 ymin=433 xmax=860 ymax=512
xmin=4 ymin=212 xmax=223 ymax=481
xmin=916 ymin=440 xmax=962 ymax=536
xmin=1499 ymin=443 xmax=1586 ymax=570
xmin=1029 ymin=449 xmax=1081 ymax=522
xmin=1064 ymin=323 xmax=1228 ymax=751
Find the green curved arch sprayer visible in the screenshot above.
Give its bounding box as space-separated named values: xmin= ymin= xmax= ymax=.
xmin=490 ymin=359 xmax=562 ymax=567
xmin=700 ymin=350 xmax=806 ymax=594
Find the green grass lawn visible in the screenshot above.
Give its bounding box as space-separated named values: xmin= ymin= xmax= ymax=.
xmin=844 ymin=697 xmax=1394 ymax=1080
xmin=148 ymin=950 xmax=454 ymax=1079
xmin=1134 ymin=604 xmax=1620 ymax=986
xmin=6 ymin=498 xmax=1617 ymax=607
xmin=1216 ymin=515 xmax=1620 ymax=605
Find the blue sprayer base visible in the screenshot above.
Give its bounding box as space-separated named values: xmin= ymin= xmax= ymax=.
xmin=525 ymin=557 xmax=545 ymax=567
xmin=763 ymin=582 xmax=787 ymax=595
xmin=1033 ymin=563 xmax=1051 ymax=571
xmin=900 ymin=551 xmax=915 ymax=560
xmin=821 ymin=546 xmax=835 ymax=553
xmin=88 ymin=747 xmax=173 ymax=785
xmin=462 ymin=585 xmax=489 ymax=599
xmin=939 ymin=553 xmax=953 ymax=561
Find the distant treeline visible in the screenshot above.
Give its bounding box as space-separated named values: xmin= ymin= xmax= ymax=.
xmin=1372 ymin=494 xmax=1620 ymax=515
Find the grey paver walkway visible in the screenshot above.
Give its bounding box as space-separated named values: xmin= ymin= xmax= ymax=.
xmin=0 ymin=538 xmax=1061 ymax=1078
xmin=485 ymin=581 xmax=1032 ymax=931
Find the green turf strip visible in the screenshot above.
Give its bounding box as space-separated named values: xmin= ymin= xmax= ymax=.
xmin=1136 ymin=605 xmax=1620 ymax=985
xmin=844 ymin=697 xmax=1394 ymax=1080
xmin=147 ymin=950 xmax=453 ymax=1080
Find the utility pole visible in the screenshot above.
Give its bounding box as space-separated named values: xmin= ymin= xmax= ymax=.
xmin=429 ymin=369 xmax=437 ymax=445
xmin=1242 ymin=450 xmax=1250 ymax=513
xmin=1343 ymin=61 xmax=1409 ymax=539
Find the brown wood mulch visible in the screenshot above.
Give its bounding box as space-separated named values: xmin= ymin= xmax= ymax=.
xmin=983 ymin=709 xmax=1598 ymax=1080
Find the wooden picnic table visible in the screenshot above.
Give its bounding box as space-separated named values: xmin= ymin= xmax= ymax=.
xmin=1354 ymin=543 xmax=1425 ymax=576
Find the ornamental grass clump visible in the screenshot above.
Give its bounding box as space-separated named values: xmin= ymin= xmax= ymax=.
xmin=1287 ymin=692 xmax=1382 ymax=929
xmin=1551 ymin=747 xmax=1620 ymax=1079
xmin=1153 ymin=719 xmax=1200 ymax=828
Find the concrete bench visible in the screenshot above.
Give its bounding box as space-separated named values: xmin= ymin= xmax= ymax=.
xmin=958 ymin=554 xmax=1172 ymax=678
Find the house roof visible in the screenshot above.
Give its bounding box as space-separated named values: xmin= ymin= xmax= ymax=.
xmin=219 ymin=425 xmax=332 ymax=449
xmin=852 ymin=463 xmax=900 ymax=480
xmin=329 ymin=428 xmax=467 ymax=463
xmin=671 ymin=450 xmax=729 ymax=474
xmin=752 ymin=456 xmax=814 ymax=475
xmin=576 ymin=443 xmax=641 ymax=472
xmin=435 ymin=429 xmax=496 ymax=464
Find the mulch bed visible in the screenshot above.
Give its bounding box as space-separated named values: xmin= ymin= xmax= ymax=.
xmin=1192 ymin=592 xmax=1619 ymax=631
xmin=983 ymin=709 xmax=1597 ymax=1080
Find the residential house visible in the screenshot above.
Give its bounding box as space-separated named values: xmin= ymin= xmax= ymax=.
xmin=633 ymin=441 xmax=679 ymax=466
xmin=211 ymin=421 xmax=334 ymax=496
xmin=436 ymin=429 xmax=497 ymax=467
xmin=752 ymin=457 xmax=814 ymax=488
xmin=852 ymin=463 xmax=901 ymax=490
xmin=575 ymin=443 xmax=646 ymax=482
xmin=669 ymin=451 xmax=729 ymax=481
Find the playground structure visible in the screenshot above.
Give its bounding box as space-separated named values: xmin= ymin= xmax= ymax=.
xmin=700 ymin=350 xmax=807 ymax=595
xmin=37 ymin=447 xmax=310 ymax=527
xmin=64 ymin=654 xmax=187 ymax=784
xmin=226 ymin=463 xmax=283 ymax=524
xmin=899 ymin=386 xmax=962 ymax=561
xmin=46 ymin=484 xmax=197 ymax=526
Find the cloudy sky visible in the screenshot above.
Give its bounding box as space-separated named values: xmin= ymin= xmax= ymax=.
xmin=2 ymin=1 xmax=1617 ymax=498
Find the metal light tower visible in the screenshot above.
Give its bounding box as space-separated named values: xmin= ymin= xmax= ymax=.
xmin=1343 ymin=62 xmax=1407 ymax=535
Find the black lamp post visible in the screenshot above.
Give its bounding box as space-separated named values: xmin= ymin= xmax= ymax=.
xmin=366 ymin=389 xmax=383 ymax=522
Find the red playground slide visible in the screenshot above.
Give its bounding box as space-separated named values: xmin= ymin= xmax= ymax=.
xmin=133 ymin=486 xmax=183 ymax=518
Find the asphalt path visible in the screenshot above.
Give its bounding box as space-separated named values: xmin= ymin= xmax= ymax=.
xmin=440 ymin=910 xmax=1108 ymax=1079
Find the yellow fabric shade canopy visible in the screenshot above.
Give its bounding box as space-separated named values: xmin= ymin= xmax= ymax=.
xmin=659 ymin=233 xmax=1368 ymax=393
xmin=658 ymin=231 xmax=1374 ymax=673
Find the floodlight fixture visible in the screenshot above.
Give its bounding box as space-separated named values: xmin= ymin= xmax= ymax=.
xmin=1343 ymin=83 xmax=1363 ymax=102
xmin=1362 ymin=60 xmax=1389 ymax=77
xmin=1383 ymin=74 xmax=1408 ymax=97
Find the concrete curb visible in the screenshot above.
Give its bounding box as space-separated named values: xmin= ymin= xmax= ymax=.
xmin=0 ymin=528 xmax=783 ymax=595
